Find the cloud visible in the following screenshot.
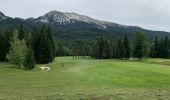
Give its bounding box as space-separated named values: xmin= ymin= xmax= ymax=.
xmin=0 ymin=0 xmax=170 ymax=32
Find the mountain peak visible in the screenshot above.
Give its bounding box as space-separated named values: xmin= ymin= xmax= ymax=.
xmin=36 ymin=10 xmax=70 ymax=23
xmin=0 ymin=11 xmax=7 ymax=20
xmin=27 ymin=10 xmax=128 ymax=29
xmin=45 ymin=10 xmax=65 ymax=17
xmin=0 ymin=11 xmax=5 ymax=16
xmin=46 ymin=10 xmax=62 ymax=14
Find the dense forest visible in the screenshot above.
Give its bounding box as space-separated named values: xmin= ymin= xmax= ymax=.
xmin=0 ymin=25 xmax=170 ymax=70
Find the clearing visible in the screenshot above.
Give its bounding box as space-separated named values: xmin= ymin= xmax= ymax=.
xmin=0 ymin=57 xmax=170 ymax=100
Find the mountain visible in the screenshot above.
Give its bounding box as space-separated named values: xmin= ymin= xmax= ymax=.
xmin=26 ymin=10 xmax=133 ymax=29
xmin=0 ymin=11 xmax=7 ymax=21
xmin=0 ymin=10 xmax=170 ymax=46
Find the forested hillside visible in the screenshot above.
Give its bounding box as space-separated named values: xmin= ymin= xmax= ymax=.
xmin=0 ymin=11 xmax=170 ymax=47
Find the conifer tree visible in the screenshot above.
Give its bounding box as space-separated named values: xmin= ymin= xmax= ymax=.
xmin=152 ymin=36 xmax=159 ymax=58
xmin=24 ymin=46 xmax=35 ymax=69
xmin=36 ymin=24 xmax=56 ymax=64
xmin=18 ymin=24 xmax=25 ymax=40
xmin=0 ymin=27 xmax=13 ymax=61
xmin=98 ymin=36 xmax=105 ymax=59
xmin=163 ymin=36 xmax=169 ymax=58
xmin=6 ymin=31 xmax=28 ymax=68
xmin=24 ymin=33 xmax=35 ymax=69
xmin=124 ymin=34 xmax=131 ymax=59
xmin=47 ymin=25 xmax=56 ymax=62
xmin=115 ymin=39 xmax=122 ymax=59
xmin=133 ymin=32 xmax=147 ymax=60
xmin=31 ymin=27 xmax=41 ymax=63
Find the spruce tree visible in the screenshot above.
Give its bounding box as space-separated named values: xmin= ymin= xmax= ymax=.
xmin=133 ymin=32 xmax=147 ymax=60
xmin=36 ymin=24 xmax=56 ymax=64
xmin=91 ymin=41 xmax=99 ymax=58
xmin=24 ymin=32 xmax=35 ymax=69
xmin=163 ymin=36 xmax=169 ymax=58
xmin=103 ymin=40 xmax=111 ymax=59
xmin=0 ymin=27 xmax=13 ymax=61
xmin=47 ymin=25 xmax=56 ymax=62
xmin=24 ymin=47 xmax=35 ymax=70
xmin=98 ymin=36 xmax=104 ymax=59
xmin=124 ymin=34 xmax=131 ymax=59
xmin=18 ymin=24 xmax=25 ymax=40
xmin=31 ymin=27 xmax=41 ymax=63
xmin=115 ymin=39 xmax=122 ymax=59
xmin=153 ymin=36 xmax=159 ymax=58
xmin=159 ymin=38 xmax=165 ymax=58
xmin=120 ymin=39 xmax=125 ymax=59
xmin=6 ymin=31 xmax=28 ymax=68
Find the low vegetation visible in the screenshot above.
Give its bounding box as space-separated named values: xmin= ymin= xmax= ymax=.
xmin=0 ymin=57 xmax=170 ymax=99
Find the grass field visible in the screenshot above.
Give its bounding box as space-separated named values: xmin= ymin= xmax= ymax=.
xmin=0 ymin=57 xmax=170 ymax=100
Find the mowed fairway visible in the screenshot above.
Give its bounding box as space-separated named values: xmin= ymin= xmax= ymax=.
xmin=0 ymin=57 xmax=170 ymax=100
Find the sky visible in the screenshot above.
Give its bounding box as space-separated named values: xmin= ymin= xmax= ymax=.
xmin=0 ymin=0 xmax=170 ymax=32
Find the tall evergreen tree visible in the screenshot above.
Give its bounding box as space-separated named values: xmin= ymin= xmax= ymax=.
xmin=163 ymin=36 xmax=169 ymax=58
xmin=6 ymin=31 xmax=28 ymax=68
xmin=133 ymin=32 xmax=147 ymax=60
xmin=90 ymin=36 xmax=112 ymax=59
xmin=0 ymin=27 xmax=13 ymax=61
xmin=158 ymin=38 xmax=165 ymax=58
xmin=91 ymin=41 xmax=99 ymax=58
xmin=115 ymin=39 xmax=123 ymax=59
xmin=24 ymin=32 xmax=35 ymax=69
xmin=18 ymin=24 xmax=25 ymax=40
xmin=36 ymin=24 xmax=56 ymax=64
xmin=47 ymin=25 xmax=56 ymax=62
xmin=152 ymin=36 xmax=159 ymax=58
xmin=24 ymin=46 xmax=35 ymax=70
xmin=31 ymin=27 xmax=41 ymax=63
xmin=119 ymin=39 xmax=125 ymax=59
xmin=124 ymin=34 xmax=131 ymax=59
xmin=98 ymin=36 xmax=105 ymax=59
xmin=103 ymin=40 xmax=111 ymax=59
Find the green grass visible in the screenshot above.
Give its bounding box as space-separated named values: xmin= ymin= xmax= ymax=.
xmin=0 ymin=57 xmax=170 ymax=100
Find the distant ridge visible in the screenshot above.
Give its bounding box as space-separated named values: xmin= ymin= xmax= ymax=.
xmin=0 ymin=10 xmax=170 ymax=46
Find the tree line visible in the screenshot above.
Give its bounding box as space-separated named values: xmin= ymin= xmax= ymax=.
xmin=0 ymin=25 xmax=170 ymax=70
xmin=0 ymin=24 xmax=56 ymax=69
xmin=57 ymin=32 xmax=170 ymax=60
xmin=91 ymin=32 xmax=147 ymax=60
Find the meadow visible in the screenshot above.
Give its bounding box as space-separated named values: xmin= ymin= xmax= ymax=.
xmin=0 ymin=57 xmax=170 ymax=100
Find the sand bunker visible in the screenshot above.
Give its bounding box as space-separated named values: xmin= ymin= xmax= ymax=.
xmin=39 ymin=66 xmax=50 ymax=71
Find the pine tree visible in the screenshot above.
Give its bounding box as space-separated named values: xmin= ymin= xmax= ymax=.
xmin=163 ymin=36 xmax=169 ymax=58
xmin=24 ymin=47 xmax=35 ymax=70
xmin=159 ymin=38 xmax=165 ymax=58
xmin=47 ymin=25 xmax=56 ymax=62
xmin=91 ymin=41 xmax=99 ymax=58
xmin=120 ymin=39 xmax=125 ymax=59
xmin=124 ymin=34 xmax=131 ymax=59
xmin=31 ymin=27 xmax=41 ymax=63
xmin=0 ymin=27 xmax=13 ymax=61
xmin=90 ymin=37 xmax=112 ymax=59
xmin=36 ymin=24 xmax=56 ymax=64
xmin=150 ymin=45 xmax=154 ymax=58
xmin=98 ymin=36 xmax=105 ymax=59
xmin=133 ymin=32 xmax=147 ymax=60
xmin=152 ymin=36 xmax=159 ymax=58
xmin=6 ymin=31 xmax=28 ymax=68
xmin=103 ymin=40 xmax=111 ymax=59
xmin=18 ymin=24 xmax=25 ymax=40
xmin=112 ymin=43 xmax=116 ymax=58
xmin=115 ymin=39 xmax=122 ymax=59
xmin=24 ymin=32 xmax=35 ymax=70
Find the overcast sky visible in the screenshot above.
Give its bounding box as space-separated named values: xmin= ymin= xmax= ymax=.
xmin=0 ymin=0 xmax=170 ymax=32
